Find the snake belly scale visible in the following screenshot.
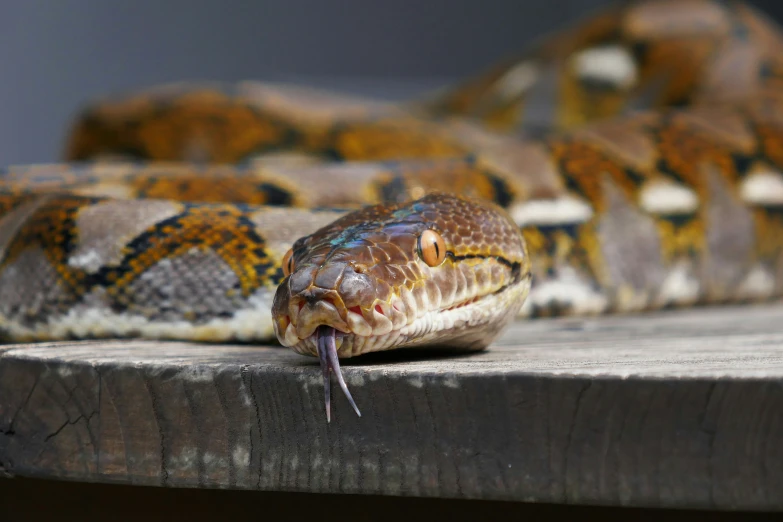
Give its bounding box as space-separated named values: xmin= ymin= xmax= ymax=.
xmin=3 ymin=0 xmax=783 ymax=419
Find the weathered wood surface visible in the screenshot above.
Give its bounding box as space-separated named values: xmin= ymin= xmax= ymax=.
xmin=1 ymin=304 xmax=783 ymax=511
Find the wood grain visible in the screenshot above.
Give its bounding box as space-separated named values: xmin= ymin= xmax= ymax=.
xmin=2 ymin=303 xmax=783 ymax=511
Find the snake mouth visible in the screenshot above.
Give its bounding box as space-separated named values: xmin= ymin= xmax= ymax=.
xmin=276 ymin=290 xmax=412 ymax=354
xmin=279 ymin=277 xmax=528 ymax=356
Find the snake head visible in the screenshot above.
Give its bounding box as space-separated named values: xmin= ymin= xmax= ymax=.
xmin=272 ymin=192 xmax=531 ymax=358
xmin=272 ymin=194 xmax=530 ymax=420
xmin=271 ymin=193 xmax=530 ymax=421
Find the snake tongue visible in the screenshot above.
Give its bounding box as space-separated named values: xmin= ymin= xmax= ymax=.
xmin=316 ymin=325 xmax=361 ymax=422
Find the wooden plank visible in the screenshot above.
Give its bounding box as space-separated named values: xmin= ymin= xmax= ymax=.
xmin=1 ymin=303 xmax=783 ymax=510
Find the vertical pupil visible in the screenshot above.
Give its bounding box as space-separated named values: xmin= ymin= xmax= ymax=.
xmin=433 ymin=241 xmax=439 ymax=258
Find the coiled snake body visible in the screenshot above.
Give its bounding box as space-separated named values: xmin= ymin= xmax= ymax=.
xmin=3 ymin=0 xmax=783 ymax=419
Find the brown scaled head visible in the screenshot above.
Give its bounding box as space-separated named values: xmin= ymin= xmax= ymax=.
xmin=271 ymin=192 xmax=531 ymax=360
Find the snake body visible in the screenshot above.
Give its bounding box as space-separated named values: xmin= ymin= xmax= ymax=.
xmin=3 ymin=0 xmax=783 ymax=418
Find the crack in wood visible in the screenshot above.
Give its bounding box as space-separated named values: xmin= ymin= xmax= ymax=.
xmin=0 ymin=455 xmax=13 ymax=477
xmin=562 ymin=380 xmax=592 ymax=503
xmin=699 ymin=382 xmax=719 ymax=508
xmin=213 ymin=367 xmax=238 ymax=488
xmin=142 ymin=373 xmax=169 ymax=486
xmin=95 ymin=369 xmax=102 ymax=478
xmin=421 ymin=383 xmax=444 ymax=497
xmin=5 ymin=374 xmax=40 ymax=435
xmin=43 ymin=410 xmax=97 ymax=443
xmin=242 ymin=366 xmax=263 ymax=490
xmin=181 ymin=373 xmax=207 ymax=488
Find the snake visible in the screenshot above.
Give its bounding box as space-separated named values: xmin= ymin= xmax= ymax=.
xmin=3 ymin=0 xmax=783 ymax=421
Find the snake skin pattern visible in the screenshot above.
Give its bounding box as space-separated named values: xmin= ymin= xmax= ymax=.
xmin=3 ymin=0 xmax=783 ymax=350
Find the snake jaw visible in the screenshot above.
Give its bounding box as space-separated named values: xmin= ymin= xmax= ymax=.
xmin=276 ymin=286 xmax=412 ymax=355
xmin=278 ymin=269 xmax=530 ymax=357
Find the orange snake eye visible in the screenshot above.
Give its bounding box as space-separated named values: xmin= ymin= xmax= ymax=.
xmin=282 ymin=248 xmax=295 ymax=277
xmin=418 ymin=229 xmax=447 ymax=267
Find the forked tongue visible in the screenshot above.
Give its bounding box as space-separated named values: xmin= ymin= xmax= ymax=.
xmin=316 ymin=325 xmax=361 ymax=422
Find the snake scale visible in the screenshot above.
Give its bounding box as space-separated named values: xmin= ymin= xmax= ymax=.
xmin=3 ymin=0 xmax=783 ymax=420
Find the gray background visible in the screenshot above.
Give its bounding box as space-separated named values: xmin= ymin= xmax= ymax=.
xmin=1 ymin=0 xmax=782 ymax=165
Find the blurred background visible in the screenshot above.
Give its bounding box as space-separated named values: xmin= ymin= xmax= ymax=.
xmin=1 ymin=0 xmax=783 ymax=165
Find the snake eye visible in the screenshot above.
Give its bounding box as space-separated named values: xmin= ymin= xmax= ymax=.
xmin=282 ymin=248 xmax=295 ymax=276
xmin=418 ymin=229 xmax=447 ymax=267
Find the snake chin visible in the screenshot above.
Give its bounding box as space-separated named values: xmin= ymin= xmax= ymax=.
xmin=277 ymin=275 xmax=531 ymax=358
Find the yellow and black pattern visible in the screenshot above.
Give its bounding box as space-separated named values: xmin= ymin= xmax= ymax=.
xmin=421 ymin=0 xmax=783 ymax=132
xmin=510 ymin=97 xmax=783 ymax=316
xmin=97 ymin=203 xmax=279 ymax=299
xmin=0 ymin=195 xmax=289 ymax=336
xmin=65 ymin=83 xmax=466 ymax=165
